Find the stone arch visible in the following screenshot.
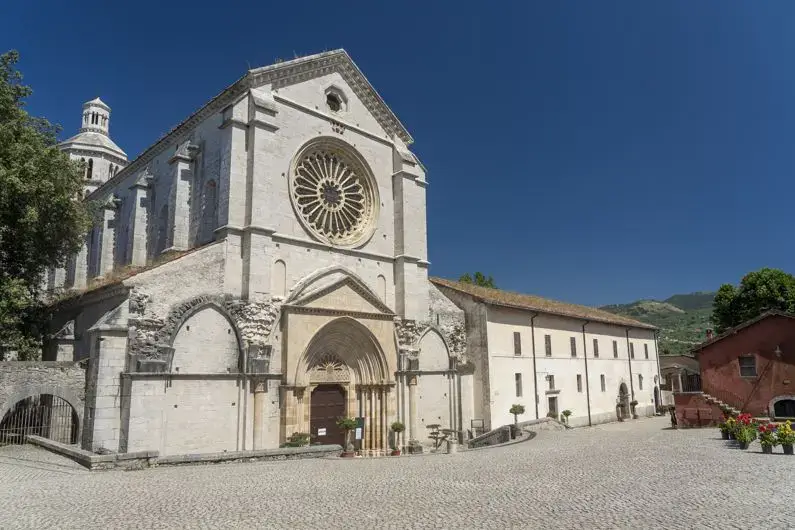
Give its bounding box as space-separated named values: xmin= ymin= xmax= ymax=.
xmin=770 ymin=395 xmax=795 ymax=419
xmin=0 ymin=386 xmax=83 ymax=444
xmin=272 ymin=260 xmax=287 ymax=297
xmin=293 ymin=317 xmax=389 ymax=387
xmin=285 ymin=265 xmax=392 ymax=314
xmin=167 ymin=300 xmax=244 ymax=373
xmin=417 ymin=327 xmax=452 ymax=371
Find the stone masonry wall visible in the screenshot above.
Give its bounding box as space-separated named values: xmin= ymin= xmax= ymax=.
xmin=0 ymin=362 xmax=86 ymax=431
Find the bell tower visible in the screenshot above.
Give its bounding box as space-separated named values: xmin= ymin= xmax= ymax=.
xmin=81 ymin=97 xmax=112 ymax=136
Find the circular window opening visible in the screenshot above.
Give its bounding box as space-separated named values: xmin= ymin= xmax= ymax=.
xmin=326 ymin=93 xmax=342 ymax=113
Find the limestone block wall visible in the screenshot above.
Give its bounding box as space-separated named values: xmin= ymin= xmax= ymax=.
xmin=0 ymin=362 xmax=86 ymax=433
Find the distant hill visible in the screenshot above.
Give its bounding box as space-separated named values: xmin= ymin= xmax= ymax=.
xmin=601 ymin=292 xmax=715 ymax=356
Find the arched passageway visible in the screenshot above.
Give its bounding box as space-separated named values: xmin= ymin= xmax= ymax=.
xmin=0 ymin=395 xmax=79 ymax=445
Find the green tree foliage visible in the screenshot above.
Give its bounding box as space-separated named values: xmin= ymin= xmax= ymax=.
xmin=711 ymin=268 xmax=795 ymax=333
xmin=0 ymin=50 xmax=91 ymax=359
xmin=459 ymin=272 xmax=496 ymax=288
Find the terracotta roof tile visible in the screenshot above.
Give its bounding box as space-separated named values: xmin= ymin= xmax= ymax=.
xmin=430 ymin=277 xmax=656 ymax=330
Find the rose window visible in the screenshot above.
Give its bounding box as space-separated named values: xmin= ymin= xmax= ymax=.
xmin=290 ymin=140 xmax=378 ymax=246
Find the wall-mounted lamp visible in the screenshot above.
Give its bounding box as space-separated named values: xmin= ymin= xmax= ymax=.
xmin=774 ymin=345 xmax=783 ymax=358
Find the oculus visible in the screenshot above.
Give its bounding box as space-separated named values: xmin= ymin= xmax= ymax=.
xmin=290 ymin=138 xmax=378 ymax=247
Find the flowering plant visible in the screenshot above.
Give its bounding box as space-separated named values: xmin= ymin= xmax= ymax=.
xmin=776 ymin=420 xmax=795 ymax=446
xmin=734 ymin=413 xmax=757 ymax=444
xmin=724 ymin=417 xmax=736 ymax=431
xmin=758 ymin=423 xmax=778 ymax=447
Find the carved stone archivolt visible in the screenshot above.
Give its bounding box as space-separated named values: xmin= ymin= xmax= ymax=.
xmin=394 ymin=317 xmax=467 ymax=362
xmin=127 ymin=292 xmax=283 ymax=360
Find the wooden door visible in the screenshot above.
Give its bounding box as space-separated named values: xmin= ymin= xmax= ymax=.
xmin=310 ymin=385 xmax=346 ymax=446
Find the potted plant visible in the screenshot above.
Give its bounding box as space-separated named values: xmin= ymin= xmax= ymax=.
xmin=718 ymin=419 xmax=730 ymax=440
xmin=390 ymin=421 xmax=405 ymax=456
xmin=336 ymin=417 xmax=358 ymax=457
xmin=758 ymin=423 xmax=778 ymax=454
xmin=725 ymin=417 xmax=736 ymax=440
xmin=776 ymin=420 xmax=795 ymax=455
xmin=561 ymin=410 xmax=572 ymax=425
xmin=510 ymin=404 xmax=525 ymax=438
xmin=734 ymin=413 xmax=757 ymax=450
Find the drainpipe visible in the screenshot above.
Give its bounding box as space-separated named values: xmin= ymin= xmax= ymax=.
xmin=654 ymin=330 xmax=662 ymax=409
xmin=530 ymin=313 xmax=539 ymax=419
xmin=582 ymin=321 xmax=592 ymax=427
xmin=625 ymin=328 xmax=635 ymax=401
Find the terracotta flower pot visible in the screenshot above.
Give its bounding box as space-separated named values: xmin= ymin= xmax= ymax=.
xmin=762 ymin=445 xmax=773 ymax=454
xmin=721 ymin=431 xmax=729 ymax=440
xmin=783 ymin=444 xmax=794 ymax=455
xmin=391 ymin=450 xmax=401 ymax=456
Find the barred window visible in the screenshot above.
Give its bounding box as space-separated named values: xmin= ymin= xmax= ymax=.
xmin=545 ymin=335 xmax=552 ymax=357
xmin=593 ymin=338 xmax=599 ymax=358
xmin=570 ymin=336 xmax=577 ymax=357
xmin=739 ymin=356 xmax=757 ymax=377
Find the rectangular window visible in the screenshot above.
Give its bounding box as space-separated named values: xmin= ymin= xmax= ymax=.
xmin=638 ymin=374 xmax=644 ymax=390
xmin=644 ymin=344 xmax=649 ymax=359
xmin=576 ymin=374 xmax=583 ymax=392
xmin=739 ymin=355 xmax=757 ymax=377
xmin=513 ymin=332 xmax=522 ymax=356
xmin=630 ymin=343 xmax=635 ymax=359
xmin=515 ymin=373 xmax=523 ymax=397
xmin=544 ymin=335 xmax=552 ymax=356
xmin=600 ymin=374 xmax=606 ymax=392
xmin=593 ymin=338 xmax=599 ymax=358
xmin=548 ymin=375 xmax=555 ymax=390
xmin=570 ymin=336 xmax=577 ymax=357
xmin=613 ymin=340 xmax=618 ymax=358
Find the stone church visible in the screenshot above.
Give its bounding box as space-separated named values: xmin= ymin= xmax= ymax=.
xmin=46 ymin=50 xmax=470 ymax=455
xmin=41 ymin=50 xmax=659 ymax=458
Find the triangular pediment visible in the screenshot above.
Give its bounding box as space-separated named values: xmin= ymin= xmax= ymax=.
xmin=247 ymin=50 xmax=413 ymax=145
xmin=290 ymin=276 xmax=393 ymax=316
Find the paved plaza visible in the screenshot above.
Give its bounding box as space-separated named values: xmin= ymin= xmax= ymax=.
xmin=1 ymin=417 xmax=793 ymax=529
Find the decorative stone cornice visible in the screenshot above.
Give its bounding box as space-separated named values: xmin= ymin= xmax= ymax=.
xmin=281 ymin=304 xmax=394 ymax=321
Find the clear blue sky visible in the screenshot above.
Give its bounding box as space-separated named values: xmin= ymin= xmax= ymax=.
xmin=4 ymin=1 xmax=794 ymax=306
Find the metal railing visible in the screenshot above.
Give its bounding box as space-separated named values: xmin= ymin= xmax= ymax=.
xmin=0 ymin=395 xmax=77 ymax=446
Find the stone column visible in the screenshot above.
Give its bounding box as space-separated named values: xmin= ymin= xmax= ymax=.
xmin=376 ymin=388 xmax=383 ymax=451
xmin=98 ymin=198 xmax=118 ymax=277
xmin=676 ymin=373 xmax=683 ymax=393
xmin=252 ymin=379 xmax=267 ymax=450
xmin=84 ymin=323 xmax=128 ymax=452
xmin=127 ymin=173 xmax=151 ymax=266
xmin=368 ymin=388 xmax=375 ymax=451
xmin=408 ymin=376 xmax=418 ymax=442
xmin=165 ymin=144 xmax=197 ymax=252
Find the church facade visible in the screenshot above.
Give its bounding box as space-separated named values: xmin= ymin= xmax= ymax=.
xmin=44 ymin=50 xmax=658 ymax=457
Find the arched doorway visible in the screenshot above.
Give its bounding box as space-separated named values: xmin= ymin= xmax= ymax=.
xmin=0 ymin=395 xmax=78 ymax=445
xmin=310 ymin=385 xmax=346 ymax=446
xmin=653 ymin=386 xmax=661 ymax=413
xmin=773 ymin=398 xmax=795 ymax=419
xmin=618 ymin=383 xmax=630 ymax=420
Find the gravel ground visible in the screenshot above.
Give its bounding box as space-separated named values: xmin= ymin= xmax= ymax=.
xmin=1 ymin=416 xmax=793 ymax=529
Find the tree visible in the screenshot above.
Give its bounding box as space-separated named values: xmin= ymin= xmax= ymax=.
xmin=0 ymin=50 xmax=91 ymax=359
xmin=509 ymin=404 xmax=525 ymax=425
xmin=459 ymin=271 xmax=496 ymax=288
xmin=711 ymin=268 xmax=795 ymax=333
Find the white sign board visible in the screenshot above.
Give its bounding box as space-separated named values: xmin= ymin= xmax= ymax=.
xmin=318 ymin=428 xmax=327 ymax=436
xmin=355 ymin=427 xmax=363 ymax=440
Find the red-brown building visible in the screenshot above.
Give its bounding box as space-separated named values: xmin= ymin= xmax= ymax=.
xmin=674 ymin=311 xmax=795 ymax=426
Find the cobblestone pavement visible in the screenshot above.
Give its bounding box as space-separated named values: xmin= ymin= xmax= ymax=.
xmin=2 ymin=417 xmax=794 ymax=529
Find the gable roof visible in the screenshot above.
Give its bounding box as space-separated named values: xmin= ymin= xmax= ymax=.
xmin=660 ymin=355 xmax=700 ymax=373
xmin=691 ymin=310 xmax=795 ymax=353
xmin=430 ymin=277 xmax=656 ymax=330
xmin=86 ymin=49 xmax=412 ymax=202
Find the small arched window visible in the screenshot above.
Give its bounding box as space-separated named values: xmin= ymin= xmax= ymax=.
xmin=87 ymin=159 xmax=93 ymax=180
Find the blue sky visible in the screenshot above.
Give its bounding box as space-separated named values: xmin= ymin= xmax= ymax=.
xmin=4 ymin=1 xmax=794 ymax=306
